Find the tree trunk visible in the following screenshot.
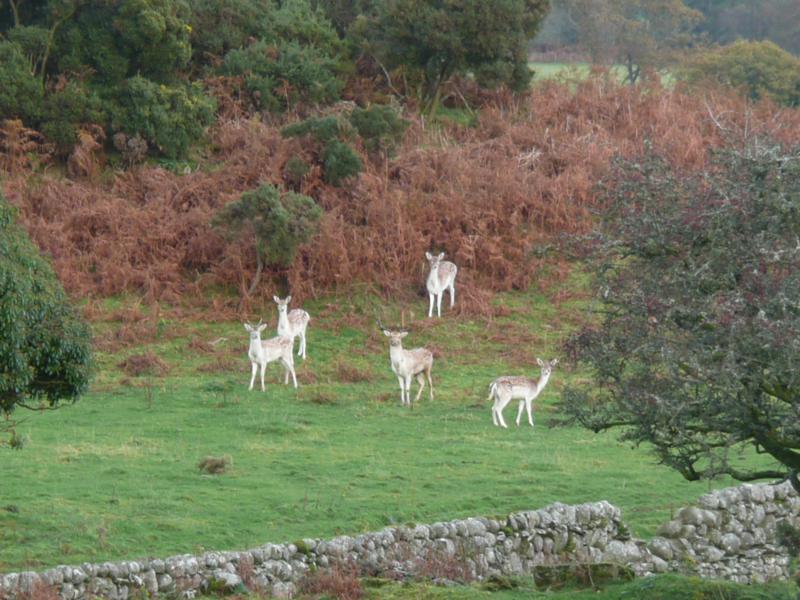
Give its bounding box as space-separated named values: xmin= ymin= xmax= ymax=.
xmin=247 ymin=253 xmax=264 ymax=297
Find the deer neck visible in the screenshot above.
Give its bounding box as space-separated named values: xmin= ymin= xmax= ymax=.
xmin=249 ymin=337 xmax=264 ymax=361
xmin=536 ymin=371 xmax=552 ymax=393
xmin=277 ymin=309 xmax=290 ymax=334
xmin=389 ymin=343 xmax=407 ymax=367
xmin=427 ymin=265 xmax=441 ymax=287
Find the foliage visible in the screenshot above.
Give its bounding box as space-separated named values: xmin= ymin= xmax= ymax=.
xmin=40 ymin=80 xmax=105 ymax=156
xmin=0 ymin=195 xmax=91 ymax=440
xmin=281 ymin=116 xmax=344 ymax=145
xmin=563 ymin=0 xmax=703 ymax=83
xmin=560 ymin=141 xmax=800 ymax=492
xmin=348 ymin=105 xmax=409 ymax=157
xmin=212 ymin=184 xmax=322 ymax=292
xmin=0 ymin=40 xmax=45 ymax=123
xmin=109 ymin=76 xmax=215 ymax=159
xmin=679 ymin=40 xmax=800 ymax=106
xmin=322 ymin=139 xmax=363 ymax=185
xmin=364 ymin=0 xmax=550 ymax=112
xmin=221 ymin=40 xmax=343 ymax=112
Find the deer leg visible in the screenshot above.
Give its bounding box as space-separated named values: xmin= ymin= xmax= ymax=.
xmin=495 ymin=393 xmax=511 ymax=428
xmin=259 ymin=361 xmax=266 ymax=392
xmin=299 ymin=332 xmax=307 ymax=360
xmin=405 ymin=375 xmax=413 ymax=406
xmin=414 ymin=372 xmax=425 ymax=403
xmin=526 ymin=396 xmax=535 ymax=428
xmin=426 ymin=366 xmax=433 ymax=400
xmin=249 ymin=362 xmax=258 ymax=391
xmin=515 ymin=400 xmax=525 ymax=427
xmin=286 ymin=360 xmax=298 ymax=388
xmin=397 ymin=376 xmax=405 ymax=405
xmin=436 ymin=292 xmax=443 ymax=317
xmin=428 ymin=293 xmax=435 ymax=318
xmin=449 ymin=283 xmax=455 ymax=307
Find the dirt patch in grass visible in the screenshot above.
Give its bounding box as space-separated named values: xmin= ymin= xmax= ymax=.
xmin=118 ymin=352 xmax=168 ymax=377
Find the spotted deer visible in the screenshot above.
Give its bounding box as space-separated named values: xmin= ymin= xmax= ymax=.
xmin=381 ymin=327 xmax=434 ymax=406
xmin=273 ymin=296 xmax=310 ymax=360
xmin=425 ymin=252 xmax=457 ymax=318
xmin=489 ymin=358 xmax=558 ymax=428
xmin=244 ymin=320 xmax=298 ymax=391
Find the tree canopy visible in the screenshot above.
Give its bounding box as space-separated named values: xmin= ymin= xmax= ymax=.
xmin=0 ymin=195 xmax=92 ymax=445
xmin=559 ymin=140 xmax=800 ymax=493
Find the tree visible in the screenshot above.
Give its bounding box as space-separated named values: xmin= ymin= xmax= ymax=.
xmin=0 ymin=195 xmax=92 ymax=446
xmin=679 ymin=40 xmax=800 ymax=106
xmin=564 ymin=0 xmax=702 ymax=83
xmin=559 ymin=140 xmax=800 ymax=493
xmin=212 ymin=184 xmax=323 ymax=295
xmin=364 ymin=0 xmax=550 ymax=113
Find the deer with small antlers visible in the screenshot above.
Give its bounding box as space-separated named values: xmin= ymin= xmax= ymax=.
xmin=244 ymin=320 xmax=298 ymax=391
xmin=273 ymin=296 xmax=310 ymax=360
xmin=380 ymin=322 xmax=434 ymax=406
xmin=425 ymin=252 xmax=457 ymax=318
xmin=489 ymin=358 xmax=558 ymax=428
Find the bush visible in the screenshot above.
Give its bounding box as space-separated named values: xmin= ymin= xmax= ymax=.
xmin=281 ymin=116 xmax=344 ymax=144
xmin=109 ymin=76 xmax=215 ymax=158
xmin=679 ymin=40 xmax=800 ymax=106
xmin=40 ymin=81 xmax=105 ymax=156
xmin=221 ymin=40 xmax=343 ymax=112
xmin=348 ymin=105 xmax=409 ymax=157
xmin=0 ymin=41 xmax=44 ymax=123
xmin=0 ymin=195 xmax=92 ymax=435
xmin=323 ymin=139 xmax=362 ymax=186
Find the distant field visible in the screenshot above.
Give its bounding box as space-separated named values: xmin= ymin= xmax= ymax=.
xmin=529 ymin=62 xmax=673 ymax=85
xmin=0 ymin=284 xmax=756 ymax=571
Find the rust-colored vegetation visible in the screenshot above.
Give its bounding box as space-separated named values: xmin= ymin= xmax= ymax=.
xmin=3 ymin=78 xmax=798 ymax=315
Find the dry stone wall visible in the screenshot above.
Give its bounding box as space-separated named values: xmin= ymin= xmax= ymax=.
xmin=1 ymin=481 xmax=797 ymax=600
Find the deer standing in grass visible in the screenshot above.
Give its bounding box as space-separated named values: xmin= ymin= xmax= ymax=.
xmin=489 ymin=358 xmax=558 ymax=428
xmin=273 ymin=296 xmax=310 ymax=360
xmin=244 ymin=320 xmax=298 ymax=391
xmin=425 ymin=252 xmax=457 ymax=318
xmin=382 ymin=327 xmax=434 ymax=406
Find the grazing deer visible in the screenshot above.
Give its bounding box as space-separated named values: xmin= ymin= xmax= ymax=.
xmin=273 ymin=296 xmax=310 ymax=360
xmin=381 ymin=327 xmax=434 ymax=406
xmin=489 ymin=358 xmax=558 ymax=428
xmin=425 ymin=252 xmax=458 ymax=318
xmin=244 ymin=321 xmax=298 ymax=391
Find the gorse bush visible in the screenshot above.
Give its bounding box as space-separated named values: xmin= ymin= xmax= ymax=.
xmin=0 ymin=195 xmax=92 ymax=442
xmin=0 ymin=41 xmax=44 ymax=123
xmin=348 ymin=105 xmax=409 ymax=157
xmin=282 ymin=115 xmax=362 ymax=186
xmin=110 ymin=77 xmax=216 ymax=159
xmin=322 ymin=139 xmax=362 ymax=185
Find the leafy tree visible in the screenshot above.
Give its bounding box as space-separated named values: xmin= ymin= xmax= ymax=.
xmin=212 ymin=184 xmax=323 ymax=295
xmin=679 ymin=40 xmax=800 ymax=106
xmin=0 ymin=40 xmax=44 ymax=123
xmin=364 ymin=0 xmax=550 ymax=113
xmin=564 ymin=0 xmax=703 ymax=83
xmin=559 ymin=141 xmax=800 ymax=493
xmin=0 ymin=195 xmax=92 ymax=446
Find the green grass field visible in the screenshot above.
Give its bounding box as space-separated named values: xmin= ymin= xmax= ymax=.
xmin=0 ymin=285 xmax=751 ymax=571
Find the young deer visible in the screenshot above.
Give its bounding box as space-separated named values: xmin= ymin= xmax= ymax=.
xmin=273 ymin=296 xmax=310 ymax=360
xmin=244 ymin=321 xmax=298 ymax=391
xmin=425 ymin=252 xmax=457 ymax=318
xmin=382 ymin=328 xmax=434 ymax=406
xmin=489 ymin=358 xmax=558 ymax=428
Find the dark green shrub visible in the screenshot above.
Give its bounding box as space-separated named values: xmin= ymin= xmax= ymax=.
xmin=40 ymin=81 xmax=105 ymax=156
xmin=281 ymin=116 xmax=344 ymax=144
xmin=221 ymin=40 xmax=343 ymax=112
xmin=323 ymin=139 xmax=362 ymax=186
xmin=188 ymin=0 xmax=274 ymax=68
xmin=348 ymin=105 xmax=409 ymax=157
xmin=109 ymin=76 xmax=215 ymax=159
xmin=285 ymin=156 xmax=311 ymax=188
xmin=0 ymin=195 xmax=92 ymax=440
xmin=212 ymin=184 xmax=323 ymax=293
xmin=0 ymin=41 xmax=44 ymax=123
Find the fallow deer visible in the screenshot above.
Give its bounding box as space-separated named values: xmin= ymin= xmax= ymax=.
xmin=381 ymin=327 xmax=434 ymax=406
xmin=273 ymin=296 xmax=310 ymax=360
xmin=244 ymin=320 xmax=298 ymax=391
xmin=425 ymin=252 xmax=457 ymax=318
xmin=489 ymin=358 xmax=558 ymax=428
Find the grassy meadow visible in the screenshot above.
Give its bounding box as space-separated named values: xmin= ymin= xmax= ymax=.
xmin=0 ymin=281 xmax=752 ymax=573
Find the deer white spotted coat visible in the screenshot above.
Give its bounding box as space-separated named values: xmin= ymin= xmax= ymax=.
xmin=273 ymin=296 xmax=310 ymax=360
xmin=244 ymin=321 xmax=298 ymax=391
xmin=425 ymin=252 xmax=457 ymax=318
xmin=383 ymin=329 xmax=434 ymax=406
xmin=489 ymin=358 xmax=558 ymax=428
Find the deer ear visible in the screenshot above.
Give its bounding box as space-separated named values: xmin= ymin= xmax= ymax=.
xmin=273 ymin=296 xmax=280 ymax=303
xmin=425 ymin=251 xmax=433 ymax=260
xmin=536 ymin=358 xmax=544 ymax=367
xmin=286 ymin=295 xmax=292 ymax=303
xmin=399 ymin=331 xmax=409 ymax=338
xmin=551 ymin=358 xmax=559 ymax=366
xmin=257 ymin=324 xmax=267 ymax=332
xmin=438 ymin=252 xmax=445 ymax=260
xmin=383 ymin=330 xmax=391 ymax=337
xmin=244 ymin=323 xmax=252 ymax=332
